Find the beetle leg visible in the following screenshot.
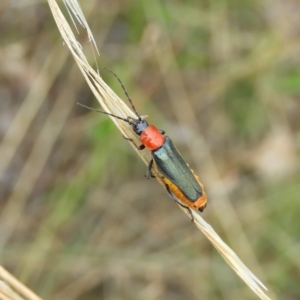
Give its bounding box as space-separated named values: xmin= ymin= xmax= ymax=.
xmin=123 ymin=136 xmax=145 ymax=150
xmin=146 ymin=159 xmax=155 ymax=179
xmin=165 ymin=184 xmax=177 ymax=200
xmin=158 ymin=129 xmax=165 ymax=135
xmin=198 ymin=203 xmax=207 ymax=212
xmin=165 ymin=184 xmax=194 ymax=222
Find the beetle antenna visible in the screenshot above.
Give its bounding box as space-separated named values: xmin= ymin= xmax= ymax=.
xmin=77 ymin=103 xmax=130 ymax=123
xmin=104 ymin=67 xmax=140 ymax=119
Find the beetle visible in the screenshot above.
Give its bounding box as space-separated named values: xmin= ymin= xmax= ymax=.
xmin=78 ymin=67 xmax=207 ymax=219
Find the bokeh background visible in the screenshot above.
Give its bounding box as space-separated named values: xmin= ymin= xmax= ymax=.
xmin=1 ymin=0 xmax=300 ymax=299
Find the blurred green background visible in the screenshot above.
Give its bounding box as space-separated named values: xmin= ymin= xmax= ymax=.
xmin=1 ymin=0 xmax=300 ymax=299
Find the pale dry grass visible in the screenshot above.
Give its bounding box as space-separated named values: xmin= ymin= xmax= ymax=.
xmin=0 ymin=266 xmax=41 ymax=300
